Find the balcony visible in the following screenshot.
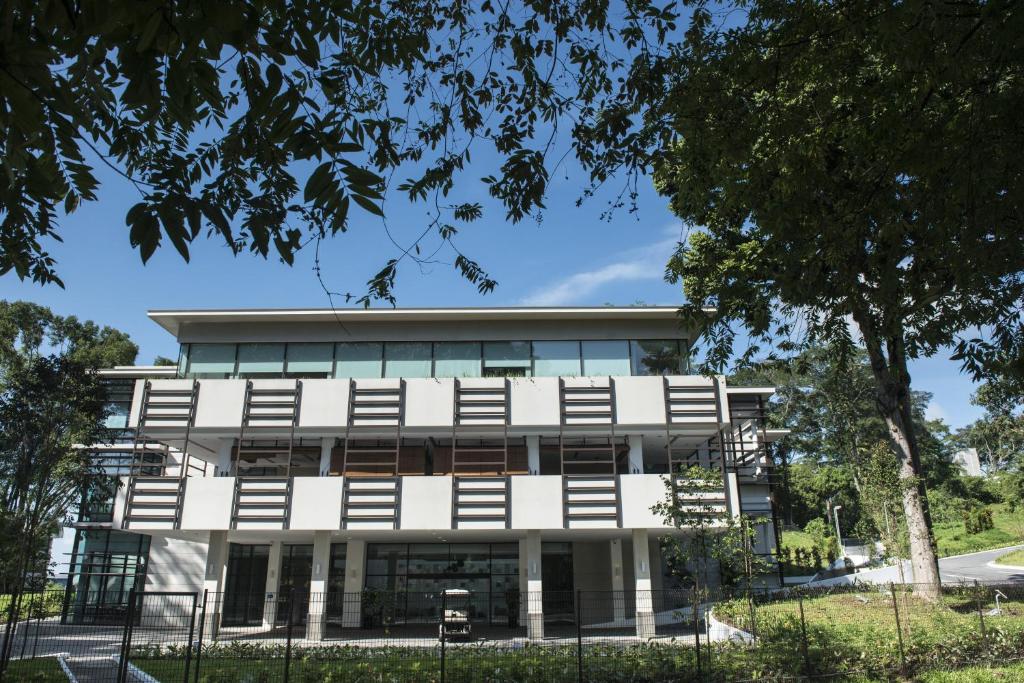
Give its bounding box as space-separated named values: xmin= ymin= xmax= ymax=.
xmin=128 ymin=375 xmax=727 ymax=438
xmin=113 ymin=473 xmax=685 ymax=533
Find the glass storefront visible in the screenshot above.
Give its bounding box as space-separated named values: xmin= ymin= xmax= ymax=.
xmin=364 ymin=543 xmax=519 ymax=625
xmin=63 ymin=530 xmax=150 ymax=624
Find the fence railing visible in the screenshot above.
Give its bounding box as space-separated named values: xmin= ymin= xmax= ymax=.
xmin=1 ymin=582 xmax=1022 ymax=681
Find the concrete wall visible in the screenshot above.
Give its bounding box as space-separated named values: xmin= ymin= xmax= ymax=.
xmin=145 ymin=536 xmax=208 ymax=591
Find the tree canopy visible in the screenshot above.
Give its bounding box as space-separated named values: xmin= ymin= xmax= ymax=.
xmin=0 ymin=302 xmax=136 ymax=592
xmin=0 ymin=0 xmax=677 ymax=301
xmin=652 ymin=0 xmax=1024 ymax=596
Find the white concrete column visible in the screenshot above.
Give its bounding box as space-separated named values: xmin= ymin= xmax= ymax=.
xmin=214 ymin=438 xmax=234 ymax=476
xmin=203 ymin=531 xmax=229 ymax=639
xmin=627 ymin=435 xmax=644 ymax=474
xmin=518 ymin=538 xmax=529 ymax=627
xmin=526 ymin=436 xmax=540 ymax=475
xmin=526 ymin=530 xmax=544 ymax=640
xmin=632 ymin=529 xmax=655 ymax=639
xmin=319 ymin=438 xmax=334 ymax=476
xmin=724 ymin=471 xmax=742 ymax=519
xmin=609 ymin=538 xmax=626 ymax=623
xmin=341 ymin=539 xmax=366 ymax=628
xmin=307 ymin=531 xmax=332 ymax=640
xmin=262 ymin=541 xmax=282 ymax=628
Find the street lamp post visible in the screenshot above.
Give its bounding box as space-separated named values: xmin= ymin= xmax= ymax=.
xmin=833 ymin=505 xmax=844 ymax=562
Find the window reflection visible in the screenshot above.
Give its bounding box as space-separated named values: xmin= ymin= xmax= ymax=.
xmin=630 ymin=340 xmax=685 ymax=376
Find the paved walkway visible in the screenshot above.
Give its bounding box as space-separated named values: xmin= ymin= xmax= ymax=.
xmin=809 ymin=544 xmax=1024 ymax=586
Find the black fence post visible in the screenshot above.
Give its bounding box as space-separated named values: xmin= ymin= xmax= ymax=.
xmin=746 ymin=586 xmax=758 ymax=643
xmin=889 ymin=583 xmax=907 ymax=677
xmin=18 ymin=591 xmax=36 ymax=659
xmin=182 ymin=592 xmax=198 ymax=683
xmin=440 ymin=589 xmax=447 ymax=683
xmin=576 ymin=589 xmax=583 ymax=683
xmin=0 ymin=587 xmax=23 ymax=676
xmin=692 ymin=587 xmax=702 ymax=681
xmin=118 ymin=588 xmax=138 ymax=683
xmin=974 ymin=580 xmax=988 ymax=643
xmin=797 ymin=592 xmax=812 ymax=679
xmin=284 ymin=588 xmax=294 ymax=683
xmin=193 ymin=589 xmax=207 ymax=683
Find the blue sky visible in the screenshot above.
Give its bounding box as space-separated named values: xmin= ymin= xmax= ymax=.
xmin=0 ymin=151 xmax=983 ymax=430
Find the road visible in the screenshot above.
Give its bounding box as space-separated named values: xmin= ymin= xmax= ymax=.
xmin=810 ymin=544 xmax=1024 ymax=586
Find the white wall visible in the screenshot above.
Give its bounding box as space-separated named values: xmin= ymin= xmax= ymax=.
xmin=404 ymin=379 xmax=455 ymax=427
xmin=145 ymin=536 xmax=208 ymax=591
xmin=509 ymin=378 xmax=560 ymax=426
xmin=179 ymin=478 xmax=233 ymax=530
xmin=290 ymin=477 xmax=345 ymax=529
xmin=510 ymin=476 xmax=563 ymax=528
xmin=192 ymin=380 xmax=246 ymax=428
xmin=399 ymin=477 xmax=453 ymax=529
xmin=618 ymin=474 xmax=672 ymax=529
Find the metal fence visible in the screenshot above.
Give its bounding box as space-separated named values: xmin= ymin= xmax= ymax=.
xmin=1 ymin=581 xmax=1022 ymax=682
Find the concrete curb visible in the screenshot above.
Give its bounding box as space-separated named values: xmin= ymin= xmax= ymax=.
xmin=987 ymin=561 xmax=1024 ymax=572
xmin=707 ymin=609 xmax=753 ymax=644
xmin=56 ymin=654 xmax=77 ymax=683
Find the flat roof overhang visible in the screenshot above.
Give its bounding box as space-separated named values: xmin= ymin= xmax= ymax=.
xmin=148 ymin=306 xmax=715 ymax=337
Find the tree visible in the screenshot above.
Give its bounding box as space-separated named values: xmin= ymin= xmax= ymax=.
xmin=0 ymin=302 xmax=137 ymax=593
xmin=651 ymin=2 xmax=1024 ymax=598
xmin=0 ymin=0 xmax=678 ymax=302
xmin=653 ymin=465 xmax=769 ymax=591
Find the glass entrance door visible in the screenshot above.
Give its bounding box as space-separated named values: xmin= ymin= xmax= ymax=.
xmin=277 ymin=544 xmax=313 ymax=625
xmin=542 ymin=542 xmax=574 ymax=623
xmin=223 ymin=544 xmax=269 ymax=626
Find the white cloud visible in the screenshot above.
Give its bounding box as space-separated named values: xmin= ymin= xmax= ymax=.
xmin=518 ymin=227 xmax=681 ymax=306
xmin=925 ymin=400 xmax=950 ymax=423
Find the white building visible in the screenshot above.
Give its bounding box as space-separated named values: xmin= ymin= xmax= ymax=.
xmin=64 ymin=307 xmax=784 ymax=639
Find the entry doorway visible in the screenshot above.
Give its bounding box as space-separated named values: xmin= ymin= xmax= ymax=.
xmin=542 ymin=542 xmax=574 ymax=623
xmin=277 ymin=544 xmax=313 ymax=625
xmin=223 ymin=544 xmax=269 ymax=626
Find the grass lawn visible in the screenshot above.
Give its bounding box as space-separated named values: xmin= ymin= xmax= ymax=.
xmin=933 ymin=504 xmax=1024 ymax=557
xmin=996 ymin=549 xmax=1024 ymax=566
xmin=2 ymin=657 xmax=68 ymax=682
xmin=917 ymin=662 xmax=1024 ymax=682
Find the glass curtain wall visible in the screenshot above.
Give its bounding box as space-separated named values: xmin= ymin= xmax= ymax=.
xmin=364 ymin=543 xmax=519 ymax=625
xmin=181 ymin=339 xmax=689 ymax=378
xmin=63 ymin=530 xmax=150 ymax=624
xmin=223 ymin=544 xmax=270 ymax=626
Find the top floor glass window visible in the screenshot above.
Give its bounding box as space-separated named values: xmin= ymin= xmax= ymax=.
xmin=532 ymin=341 xmax=581 ymax=377
xmin=581 ymin=340 xmax=631 ymax=376
xmin=384 ymin=342 xmax=432 ymax=378
xmin=630 ymin=340 xmax=688 ymax=375
xmin=180 ymin=337 xmax=690 ymax=379
xmin=434 ymin=342 xmax=482 ymax=378
xmin=186 ymin=343 xmax=236 ymax=378
xmin=482 ymin=341 xmax=532 ymax=377
xmin=335 ymin=342 xmax=383 ymax=378
xmin=236 ymin=343 xmax=285 ymax=378
xmin=285 ymin=343 xmax=333 ymax=378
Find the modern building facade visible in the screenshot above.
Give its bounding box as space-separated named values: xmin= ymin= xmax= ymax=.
xmin=74 ymin=307 xmax=783 ymax=638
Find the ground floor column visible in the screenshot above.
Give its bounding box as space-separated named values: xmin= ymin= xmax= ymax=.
xmin=307 ymin=531 xmax=331 ymax=640
xmin=262 ymin=541 xmax=282 ymax=628
xmin=724 ymin=471 xmax=742 ymax=519
xmin=627 ymin=435 xmax=644 ymax=474
xmin=609 ymin=538 xmax=626 ymax=622
xmin=341 ymin=539 xmax=366 ymax=628
xmin=203 ymin=531 xmax=229 ymax=639
xmin=319 ymin=438 xmax=334 ymax=476
xmin=526 ymin=436 xmax=540 ymax=475
xmin=632 ymin=529 xmax=655 ymax=639
xmin=526 ymin=530 xmax=543 ymax=640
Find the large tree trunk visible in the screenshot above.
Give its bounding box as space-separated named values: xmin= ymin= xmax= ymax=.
xmin=859 ymin=326 xmax=942 ymax=600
